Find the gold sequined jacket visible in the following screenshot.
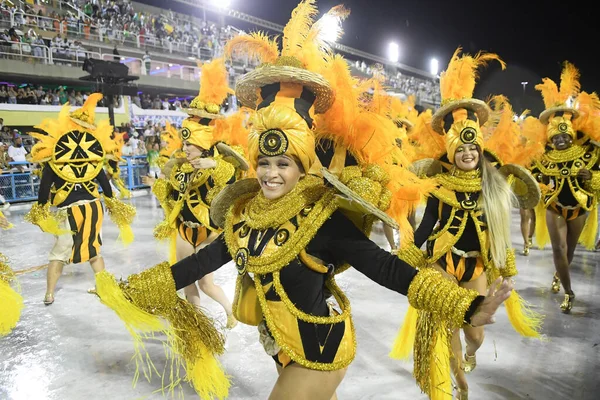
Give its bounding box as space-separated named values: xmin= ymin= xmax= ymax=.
xmin=120 ymin=175 xmax=486 ymax=372
xmin=531 ymin=143 xmax=600 ymax=210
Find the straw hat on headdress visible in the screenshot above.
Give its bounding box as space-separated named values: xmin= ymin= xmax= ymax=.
xmin=431 ymin=47 xmax=506 ymax=164
xmin=535 ymin=61 xmax=582 ymax=142
xmin=224 ymin=0 xmax=345 ymax=175
xmin=180 ymin=57 xmax=233 ymax=151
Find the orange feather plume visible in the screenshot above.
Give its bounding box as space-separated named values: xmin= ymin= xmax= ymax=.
xmin=224 ymin=31 xmax=279 ymax=65
xmin=408 ymin=110 xmax=446 ymax=161
xmin=535 ymin=61 xmax=581 ymax=108
xmin=198 ymin=58 xmax=233 ymax=106
xmin=573 ymin=91 xmax=600 ymax=142
xmin=440 ymin=47 xmax=506 ymax=103
xmin=281 ymin=0 xmax=318 ymax=59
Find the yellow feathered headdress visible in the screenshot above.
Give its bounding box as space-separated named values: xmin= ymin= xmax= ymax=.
xmin=573 ymin=91 xmax=600 ymax=142
xmin=185 ymin=57 xmax=233 ymax=119
xmin=30 ymin=93 xmax=115 ymax=166
xmin=225 ymin=0 xmax=345 ymax=175
xmin=430 ymin=47 xmax=505 ymax=162
xmin=159 ymin=121 xmax=183 ymax=163
xmin=536 ymin=61 xmax=581 ymax=124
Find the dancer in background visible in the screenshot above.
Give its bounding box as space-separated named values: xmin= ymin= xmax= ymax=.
xmin=528 ymin=62 xmax=600 ymax=313
xmin=24 ymin=93 xmax=136 ymax=305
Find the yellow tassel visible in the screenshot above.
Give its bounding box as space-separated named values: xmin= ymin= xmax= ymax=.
xmin=24 ymin=203 xmax=71 ymax=235
xmin=186 ymin=346 xmax=230 ymax=400
xmin=114 ymin=177 xmax=132 ymax=199
xmin=578 ymin=203 xmax=598 ymax=250
xmin=389 ymin=305 xmax=417 ymax=360
xmin=534 ymin=202 xmax=550 ymax=249
xmin=430 ymin=328 xmax=452 ymax=400
xmin=0 ymin=280 xmax=23 ymax=336
xmin=102 ymin=195 xmax=136 ymax=246
xmin=94 ymin=271 xmax=165 ymax=333
xmin=0 ymin=256 xmax=23 ymax=337
xmin=505 ymin=290 xmax=544 ymax=338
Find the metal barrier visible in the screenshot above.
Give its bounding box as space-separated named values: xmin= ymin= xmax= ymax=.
xmin=0 ymin=158 xmax=150 ymax=203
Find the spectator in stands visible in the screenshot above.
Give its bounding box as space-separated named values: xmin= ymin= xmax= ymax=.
xmin=0 ymin=142 xmax=9 ymax=171
xmin=121 ymin=136 xmax=133 ymax=156
xmin=25 ymin=86 xmax=36 ymax=104
xmin=112 ymin=44 xmax=119 ymax=61
xmin=131 ymin=93 xmax=141 ymax=107
xmin=0 ymin=87 xmax=7 ymax=103
xmin=0 ymin=117 xmax=3 ymax=131
xmin=57 ymin=87 xmax=67 ymax=104
xmin=146 ymin=141 xmax=160 ymax=178
xmin=32 ymin=35 xmax=45 ymax=58
xmin=1 ymin=126 xmax=11 ymax=142
xmin=7 ymin=87 xmax=16 ymax=104
xmin=152 ymin=95 xmax=161 ymax=110
xmin=34 ymin=85 xmax=44 ymax=99
xmin=143 ymin=50 xmax=151 ymax=74
xmin=7 ymin=135 xmax=27 ymax=172
xmin=135 ymin=138 xmax=147 ymax=156
xmin=74 ymin=91 xmax=83 ymax=106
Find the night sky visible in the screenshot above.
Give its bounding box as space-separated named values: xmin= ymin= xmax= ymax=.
xmin=142 ymin=0 xmax=598 ymax=115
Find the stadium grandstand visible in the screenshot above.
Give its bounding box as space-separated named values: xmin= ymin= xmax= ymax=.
xmin=0 ymin=0 xmax=441 ymax=203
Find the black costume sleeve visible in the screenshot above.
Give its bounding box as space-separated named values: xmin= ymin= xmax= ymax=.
xmin=317 ymin=210 xmax=418 ymax=295
xmin=96 ymin=169 xmax=114 ymax=198
xmin=413 ymin=195 xmax=439 ymax=248
xmin=170 ymin=235 xmax=232 ymax=290
xmin=37 ymin=164 xmax=55 ymax=205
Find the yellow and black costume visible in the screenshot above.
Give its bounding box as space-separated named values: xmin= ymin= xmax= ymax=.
xmin=151 ymin=57 xmax=246 ymax=263
xmin=391 ymin=49 xmax=543 ymax=400
xmin=1 ymin=213 xmax=23 ymax=337
xmin=527 ymin=62 xmax=600 ymax=250
xmin=105 ymin=131 xmax=131 ymax=199
xmin=25 ymin=93 xmax=136 ymax=263
xmin=93 ymin=4 xmax=505 ymax=398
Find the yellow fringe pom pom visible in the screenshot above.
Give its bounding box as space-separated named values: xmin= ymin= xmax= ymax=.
xmin=578 ymin=203 xmax=598 ymax=250
xmin=534 ymin=202 xmax=550 ymax=249
xmin=505 ymin=290 xmax=544 ymax=338
xmin=24 ymin=202 xmax=71 ymax=235
xmin=429 ymin=328 xmax=452 ymax=400
xmin=0 ymin=256 xmax=24 ymax=337
xmin=390 ymin=305 xmax=417 ymax=360
xmin=102 ymin=195 xmax=136 ymax=245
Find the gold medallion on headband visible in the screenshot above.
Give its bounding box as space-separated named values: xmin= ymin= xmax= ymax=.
xmin=259 ymin=129 xmax=289 ymax=157
xmin=460 ymin=126 xmax=478 ymax=144
xmin=180 ymin=127 xmax=192 ymax=141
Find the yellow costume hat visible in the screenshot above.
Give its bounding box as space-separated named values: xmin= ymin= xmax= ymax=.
xmin=536 ymin=61 xmax=581 ymax=141
xmin=184 ymin=57 xmax=232 ymax=120
xmin=30 ymin=93 xmax=116 ymax=181
xmin=225 ymin=0 xmax=340 ymax=174
xmin=432 ymin=47 xmax=505 ymax=162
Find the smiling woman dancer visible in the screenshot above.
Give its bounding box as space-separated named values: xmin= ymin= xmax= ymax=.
xmin=392 ymin=49 xmax=543 ymax=400
xmin=94 ymin=3 xmax=513 ymax=400
xmin=528 ymin=62 xmax=600 ymax=313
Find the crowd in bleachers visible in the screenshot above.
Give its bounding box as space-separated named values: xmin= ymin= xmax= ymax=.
xmin=0 ymin=0 xmax=440 ymax=105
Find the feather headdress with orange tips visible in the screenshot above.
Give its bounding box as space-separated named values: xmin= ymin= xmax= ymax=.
xmin=535 ymin=61 xmax=581 ymax=141
xmin=30 ymin=93 xmax=115 ymax=164
xmin=185 ymin=57 xmax=233 ymax=119
xmin=484 ymin=95 xmax=542 ymax=167
xmin=573 ymin=91 xmax=600 ymax=142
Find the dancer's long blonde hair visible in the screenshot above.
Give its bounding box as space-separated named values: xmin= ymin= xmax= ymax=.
xmin=479 ymin=148 xmax=514 ymax=267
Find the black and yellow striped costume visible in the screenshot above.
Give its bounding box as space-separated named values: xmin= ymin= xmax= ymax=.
xmin=38 ymin=163 xmax=112 ymax=264
xmin=152 ymin=148 xmax=236 ymax=250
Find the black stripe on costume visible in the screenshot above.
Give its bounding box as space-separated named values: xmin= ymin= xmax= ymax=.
xmin=257 ymin=83 xmax=280 ymax=110
xmin=191 ymin=226 xmax=199 ymax=247
xmin=70 ymin=205 xmax=85 ymax=264
xmin=248 ymin=228 xmax=276 ymax=256
xmin=88 ymin=201 xmax=99 ymax=259
xmin=294 ymin=87 xmax=316 ymax=128
xmin=443 ymin=108 xmax=479 ymax=133
xmin=297 ymin=319 xmax=346 ymax=364
xmin=198 ymin=118 xmax=212 ymax=126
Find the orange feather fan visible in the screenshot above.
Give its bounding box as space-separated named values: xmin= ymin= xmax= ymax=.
xmin=223 ymin=31 xmax=279 ymax=65
xmin=198 ymin=57 xmax=233 ymax=106
xmin=573 ymin=91 xmax=600 ymax=142
xmin=440 ymin=47 xmax=506 ymax=103
xmin=535 ymin=61 xmax=581 ymax=108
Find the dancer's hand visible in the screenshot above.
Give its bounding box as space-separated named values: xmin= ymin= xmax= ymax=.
xmin=190 ymin=157 xmax=217 ymax=170
xmin=577 ymin=169 xmax=592 ymax=180
xmin=470 ymin=277 xmax=513 ymax=327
